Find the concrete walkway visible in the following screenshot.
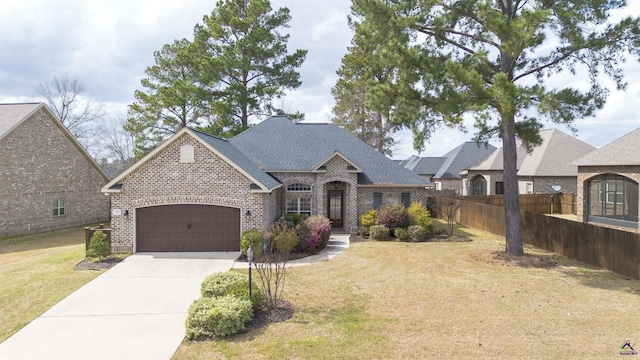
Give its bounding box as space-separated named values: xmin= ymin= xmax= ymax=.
xmin=0 ymin=234 xmax=350 ymax=360
xmin=231 ymin=233 xmax=351 ymax=269
xmin=0 ymin=252 xmax=237 ymax=360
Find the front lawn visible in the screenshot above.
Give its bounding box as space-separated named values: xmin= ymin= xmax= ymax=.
xmin=173 ymin=220 xmax=640 ymax=359
xmin=0 ymin=226 xmax=106 ymax=342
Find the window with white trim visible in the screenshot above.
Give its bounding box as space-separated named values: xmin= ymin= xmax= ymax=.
xmin=286 ymin=183 xmax=312 ymax=215
xmin=53 ymin=199 xmax=66 ymax=216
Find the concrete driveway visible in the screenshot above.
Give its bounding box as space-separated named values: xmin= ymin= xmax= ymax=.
xmin=0 ymin=252 xmax=237 ymax=360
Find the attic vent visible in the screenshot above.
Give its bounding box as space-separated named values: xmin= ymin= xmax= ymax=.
xmin=180 ymin=145 xmax=195 ymax=163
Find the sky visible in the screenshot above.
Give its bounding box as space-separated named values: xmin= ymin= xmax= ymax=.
xmin=1 ymin=0 xmax=640 ymax=160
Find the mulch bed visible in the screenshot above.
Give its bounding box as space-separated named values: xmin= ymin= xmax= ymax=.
xmin=470 ymin=250 xmax=557 ymax=269
xmin=350 ymin=234 xmax=472 ymax=243
xmin=240 ymin=300 xmax=295 ymax=333
xmin=74 ymin=256 xmax=125 ymax=271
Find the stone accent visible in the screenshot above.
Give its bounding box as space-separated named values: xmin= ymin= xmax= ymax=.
xmin=577 ymin=165 xmax=640 ymax=227
xmin=110 ymin=133 xmax=268 ymax=253
xmin=0 ymin=108 xmax=110 ymax=237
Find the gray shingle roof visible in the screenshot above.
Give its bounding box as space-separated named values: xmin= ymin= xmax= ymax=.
xmin=0 ymin=103 xmax=41 ymax=139
xmin=192 ymin=130 xmax=281 ymax=191
xmin=470 ymin=129 xmax=595 ymax=176
xmin=230 ymin=116 xmax=428 ymax=186
xmin=435 ymin=142 xmax=497 ymax=179
xmin=574 ymin=127 xmax=640 ymax=166
xmin=411 ymin=157 xmax=446 ymax=175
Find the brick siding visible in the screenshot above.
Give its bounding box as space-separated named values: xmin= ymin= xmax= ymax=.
xmin=0 ymin=109 xmax=110 ymax=237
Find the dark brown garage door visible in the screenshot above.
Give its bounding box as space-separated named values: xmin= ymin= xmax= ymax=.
xmin=136 ymin=204 xmax=240 ymax=252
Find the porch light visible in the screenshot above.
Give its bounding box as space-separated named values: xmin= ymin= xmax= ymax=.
xmin=247 ymin=246 xmax=254 ymax=299
xmin=124 ymin=210 xmax=129 ymax=218
xmin=245 ymin=210 xmax=251 ymax=218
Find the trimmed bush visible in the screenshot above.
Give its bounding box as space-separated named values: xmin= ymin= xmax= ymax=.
xmin=270 ymin=218 xmax=299 ymax=254
xmin=201 ymin=271 xmax=262 ymax=311
xmin=306 ymin=215 xmax=331 ymax=252
xmin=377 ymin=204 xmax=409 ymax=234
xmin=240 ymin=230 xmax=264 ymax=256
xmin=394 ymin=227 xmax=411 ymax=241
xmin=87 ymin=230 xmax=110 ymax=259
xmin=408 ymin=225 xmax=428 ymax=242
xmin=185 ymin=295 xmax=253 ymax=340
xmin=294 ymin=220 xmax=310 ymax=253
xmin=407 ymin=201 xmax=432 ymax=230
xmin=369 ymin=225 xmax=391 ymax=241
xmin=360 ymin=209 xmax=377 ymax=236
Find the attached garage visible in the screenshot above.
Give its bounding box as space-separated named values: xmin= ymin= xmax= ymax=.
xmin=136 ymin=204 xmax=240 ymax=252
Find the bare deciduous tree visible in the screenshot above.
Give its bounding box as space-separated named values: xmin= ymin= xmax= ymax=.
xmin=438 ymin=194 xmax=462 ymax=238
xmin=36 ymin=73 xmax=104 ymax=142
xmin=95 ymin=114 xmax=135 ymax=176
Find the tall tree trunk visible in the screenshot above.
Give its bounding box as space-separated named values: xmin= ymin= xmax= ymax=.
xmin=502 ymin=114 xmax=524 ymax=256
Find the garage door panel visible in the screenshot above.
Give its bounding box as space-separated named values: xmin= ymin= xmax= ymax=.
xmin=136 ymin=204 xmax=240 ymax=252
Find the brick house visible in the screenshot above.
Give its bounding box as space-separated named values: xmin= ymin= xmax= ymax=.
xmin=463 ymin=129 xmax=595 ymax=196
xmin=574 ymin=128 xmax=640 ymax=230
xmin=102 ymin=116 xmax=429 ymax=253
xmin=0 ymin=103 xmax=111 ymax=237
xmin=400 ymin=142 xmax=497 ymax=191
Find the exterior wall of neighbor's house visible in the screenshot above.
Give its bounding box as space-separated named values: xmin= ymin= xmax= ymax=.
xmin=271 ymin=156 xmax=359 ymax=233
xmin=465 ymin=170 xmax=502 ymax=195
xmin=531 ymin=176 xmax=577 ymax=194
xmin=356 ymin=187 xmax=427 ymax=225
xmin=438 ymin=178 xmax=463 ymax=192
xmin=109 ymin=134 xmax=267 ymax=253
xmin=0 ymin=109 xmax=110 ymax=237
xmin=577 ymin=165 xmax=640 ymax=228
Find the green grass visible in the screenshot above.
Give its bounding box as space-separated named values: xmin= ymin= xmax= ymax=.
xmin=173 ymin=219 xmax=640 ymax=359
xmin=0 ymin=226 xmax=106 ymax=342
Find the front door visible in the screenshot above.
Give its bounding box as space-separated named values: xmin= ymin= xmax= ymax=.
xmin=328 ymin=190 xmax=343 ymax=228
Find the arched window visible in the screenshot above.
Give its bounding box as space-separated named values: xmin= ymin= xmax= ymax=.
xmin=286 ymin=183 xmax=311 ymax=192
xmin=588 ymin=174 xmax=638 ymax=228
xmin=471 ymin=175 xmax=487 ymax=195
xmin=286 ymin=183 xmax=312 ymax=215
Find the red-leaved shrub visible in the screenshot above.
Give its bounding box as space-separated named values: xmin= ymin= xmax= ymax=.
xmin=376 ymin=204 xmax=409 ymax=234
xmin=305 ymin=215 xmax=331 ymax=252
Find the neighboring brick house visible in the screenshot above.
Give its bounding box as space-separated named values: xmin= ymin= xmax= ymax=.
xmin=0 ymin=103 xmax=111 ymax=237
xmin=401 ymin=142 xmax=496 ymax=191
xmin=103 ymin=116 xmax=429 ymax=253
xmin=574 ymin=128 xmax=640 ymax=230
xmin=464 ymin=129 xmax=596 ymax=196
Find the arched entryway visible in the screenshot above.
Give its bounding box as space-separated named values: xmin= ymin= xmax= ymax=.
xmin=471 ymin=175 xmax=487 ymax=195
xmin=587 ymin=174 xmax=639 ymax=229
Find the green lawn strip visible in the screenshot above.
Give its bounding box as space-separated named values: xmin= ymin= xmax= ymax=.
xmin=0 ymin=226 xmax=105 ymax=342
xmin=172 ymin=219 xmax=640 ymax=359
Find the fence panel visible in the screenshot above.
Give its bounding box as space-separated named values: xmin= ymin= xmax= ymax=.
xmin=438 ymin=197 xmax=640 ymax=280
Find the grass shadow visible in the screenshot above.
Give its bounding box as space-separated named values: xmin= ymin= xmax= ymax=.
xmin=0 ymin=223 xmax=107 ymax=254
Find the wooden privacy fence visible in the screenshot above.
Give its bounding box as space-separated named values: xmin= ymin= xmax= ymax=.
xmin=84 ymin=224 xmax=112 ymax=252
xmin=438 ymin=197 xmax=640 ymax=280
xmin=464 ymin=193 xmax=577 ymax=214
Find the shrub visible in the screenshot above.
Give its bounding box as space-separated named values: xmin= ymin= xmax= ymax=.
xmin=377 ymin=204 xmax=409 ymax=233
xmin=240 ymin=230 xmax=264 ymax=256
xmin=87 ymin=230 xmax=110 ymax=259
xmin=294 ymin=220 xmax=310 ymax=253
xmin=394 ymin=227 xmax=411 ymax=241
xmin=408 ymin=225 xmax=428 ymax=242
xmin=185 ymin=295 xmax=253 ymax=340
xmin=360 ymin=209 xmax=377 ymax=235
xmin=270 ymin=218 xmax=299 ymax=254
xmin=407 ymin=201 xmax=432 ymax=230
xmin=201 ymin=271 xmax=262 ymax=311
xmin=305 ymin=215 xmax=331 ymax=252
xmin=369 ymin=225 xmax=391 ymax=241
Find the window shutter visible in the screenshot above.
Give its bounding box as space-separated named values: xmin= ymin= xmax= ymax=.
xmin=373 ymin=192 xmax=382 ymax=210
xmin=401 ymin=193 xmax=411 ymax=208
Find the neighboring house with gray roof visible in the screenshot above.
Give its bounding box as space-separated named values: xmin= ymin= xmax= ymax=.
xmin=402 ymin=142 xmax=496 ymax=191
xmin=0 ymin=103 xmax=110 ymax=237
xmin=574 ymin=127 xmax=640 ymax=230
xmin=464 ymin=129 xmax=596 ymax=196
xmin=102 ymin=116 xmax=429 ymax=253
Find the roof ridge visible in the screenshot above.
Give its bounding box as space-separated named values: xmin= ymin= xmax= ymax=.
xmin=190 ymin=128 xmax=230 ymax=142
